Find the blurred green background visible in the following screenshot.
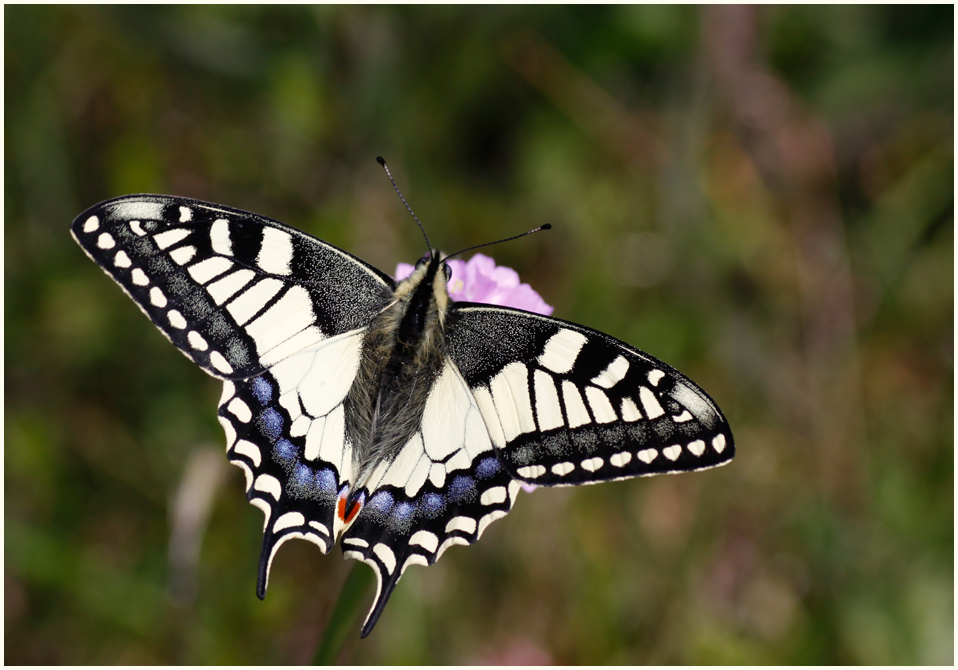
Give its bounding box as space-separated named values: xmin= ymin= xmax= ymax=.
xmin=5 ymin=5 xmax=953 ymax=664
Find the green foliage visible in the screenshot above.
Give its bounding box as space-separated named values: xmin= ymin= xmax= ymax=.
xmin=5 ymin=5 xmax=952 ymax=664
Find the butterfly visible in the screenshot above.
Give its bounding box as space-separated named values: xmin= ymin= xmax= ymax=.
xmin=70 ymin=172 xmax=734 ymax=638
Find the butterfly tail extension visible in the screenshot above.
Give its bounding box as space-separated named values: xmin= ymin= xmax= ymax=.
xmin=341 ymin=455 xmax=522 ymax=636
xmin=218 ymin=373 xmax=348 ymax=599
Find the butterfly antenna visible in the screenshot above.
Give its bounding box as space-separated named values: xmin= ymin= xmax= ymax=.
xmin=442 ymin=223 xmax=552 ymax=262
xmin=377 ymin=156 xmax=432 ymax=251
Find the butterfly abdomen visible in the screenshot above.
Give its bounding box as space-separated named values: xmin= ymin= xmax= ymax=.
xmin=345 ymin=252 xmax=450 ymax=483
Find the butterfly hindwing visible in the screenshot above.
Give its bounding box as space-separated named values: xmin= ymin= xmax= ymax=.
xmin=70 ymin=195 xmax=395 ymax=379
xmin=342 ymin=360 xmax=521 ymax=637
xmin=217 ymin=328 xmax=371 ymax=596
xmin=445 ymin=304 xmax=734 ymax=486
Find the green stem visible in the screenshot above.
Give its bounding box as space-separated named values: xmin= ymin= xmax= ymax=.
xmin=312 ymin=564 xmax=374 ymax=664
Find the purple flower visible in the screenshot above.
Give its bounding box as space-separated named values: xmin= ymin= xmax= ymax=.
xmin=395 ymin=253 xmax=553 ymax=316
xmin=396 ymin=253 xmax=551 ymax=494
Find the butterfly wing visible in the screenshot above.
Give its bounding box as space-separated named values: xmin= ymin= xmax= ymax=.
xmin=71 ymin=195 xmax=395 ymax=598
xmin=218 ymin=329 xmax=367 ymax=597
xmin=341 ymin=359 xmax=521 ymax=638
xmin=70 ymin=194 xmax=395 ymax=379
xmin=445 ymin=304 xmax=734 ymax=485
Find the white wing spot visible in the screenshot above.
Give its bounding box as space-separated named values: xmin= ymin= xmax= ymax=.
xmin=409 ymin=530 xmax=439 ymax=553
xmin=585 ymin=386 xmax=617 ymax=423
xmin=639 ymin=386 xmax=665 ymax=419
xmin=206 ymin=269 xmax=256 ymax=305
xmin=663 ymin=445 xmax=682 ymax=461
xmin=211 ymin=219 xmax=232 ymax=256
xmin=308 ymin=520 xmax=330 ymax=538
xmin=648 ymin=369 xmax=665 ymax=386
xmin=402 ymin=554 xmax=430 ymax=575
xmin=373 ymin=543 xmax=396 ymax=574
xmin=533 ymin=370 xmax=563 ymax=431
xmin=537 ymin=329 xmax=588 ymax=374
xmin=620 ymin=397 xmax=642 ymax=422
xmin=480 ymin=486 xmax=507 ymax=506
xmin=472 ymin=386 xmax=505 ymax=449
xmin=187 ymin=331 xmax=208 ymax=351
xmin=437 ymin=536 xmax=469 ymax=560
xmin=273 ymin=512 xmax=305 ymax=533
xmin=228 ymin=397 xmax=252 ymax=423
xmin=687 ymin=439 xmax=706 ymax=456
xmin=209 ymin=351 xmax=233 ymax=374
xmin=97 ymin=232 xmax=116 ymax=249
xmin=226 ymin=278 xmax=284 ymax=325
xmin=244 ymin=285 xmax=316 ymax=356
xmin=153 ymin=228 xmax=190 ymax=250
xmin=113 ymin=250 xmax=131 ymax=268
xmin=516 ymin=465 xmax=546 ymax=479
xmin=233 ymin=439 xmax=262 ymax=467
xmin=290 ymin=415 xmax=310 ymax=438
xmin=445 ymin=516 xmax=477 ymax=535
xmin=581 ymin=457 xmax=603 ymax=472
xmin=404 ymin=451 xmax=431 ymax=499
xmin=257 ymin=227 xmax=294 ymax=276
xmin=254 ymin=474 xmax=282 ymax=500
xmin=713 ymin=434 xmax=727 ymax=453
xmin=489 ymin=362 xmax=535 ymax=442
xmin=167 ymin=309 xmax=187 ymax=329
xmin=638 ymin=448 xmax=657 ymax=464
xmin=551 ymin=461 xmax=574 ymax=476
xmin=178 ymin=206 xmax=192 ymax=222
xmin=82 ymin=216 xmax=99 ymax=232
xmin=561 ymin=381 xmax=591 ymax=428
xmin=592 ymin=355 xmax=629 ymax=388
xmin=129 ymin=220 xmax=146 ymax=236
xmin=673 ymin=409 xmax=693 ymax=423
xmin=188 ymin=256 xmax=233 ymax=285
xmin=169 ymin=245 xmax=197 ymax=265
xmin=428 ymin=462 xmax=447 ymax=489
xmin=610 ymin=451 xmax=632 ymax=467
xmin=131 ymin=268 xmax=149 ymax=286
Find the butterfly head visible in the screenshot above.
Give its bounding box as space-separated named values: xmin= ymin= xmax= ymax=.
xmin=391 ymin=249 xmax=451 ymax=344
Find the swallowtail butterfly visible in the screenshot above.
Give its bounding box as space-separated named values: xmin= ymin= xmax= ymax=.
xmin=71 ymin=175 xmax=734 ymax=637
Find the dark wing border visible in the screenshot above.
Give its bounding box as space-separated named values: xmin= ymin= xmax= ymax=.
xmin=445 ymin=303 xmax=735 ymax=485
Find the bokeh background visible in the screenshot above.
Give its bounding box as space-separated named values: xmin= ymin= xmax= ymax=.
xmin=5 ymin=5 xmax=953 ymax=664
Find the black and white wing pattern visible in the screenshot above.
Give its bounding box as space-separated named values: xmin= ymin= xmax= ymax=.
xmin=70 ymin=194 xmax=394 ymax=596
xmin=338 ymin=359 xmax=521 ymax=636
xmin=445 ymin=305 xmax=734 ymax=485
xmin=72 ymin=193 xmax=735 ymax=640
xmin=71 ymin=194 xmax=395 ymax=378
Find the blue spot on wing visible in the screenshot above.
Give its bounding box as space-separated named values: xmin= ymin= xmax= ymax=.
xmin=251 ymin=377 xmax=273 ymax=405
xmin=420 ymin=492 xmax=445 ymax=518
xmin=368 ymin=491 xmax=394 ymax=513
xmin=315 ymin=469 xmax=336 ymax=494
xmin=476 ymin=457 xmax=500 ymax=479
xmin=448 ymin=475 xmax=476 ymax=503
xmin=258 ymin=407 xmax=283 ymax=441
xmin=274 ymin=439 xmax=296 ymax=461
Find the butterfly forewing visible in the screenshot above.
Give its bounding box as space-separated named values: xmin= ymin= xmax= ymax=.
xmin=70 ymin=195 xmax=395 ymax=379
xmin=445 ymin=305 xmax=734 ymax=486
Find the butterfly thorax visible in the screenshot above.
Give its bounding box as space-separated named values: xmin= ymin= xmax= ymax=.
xmin=344 ymin=251 xmax=451 ymax=488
